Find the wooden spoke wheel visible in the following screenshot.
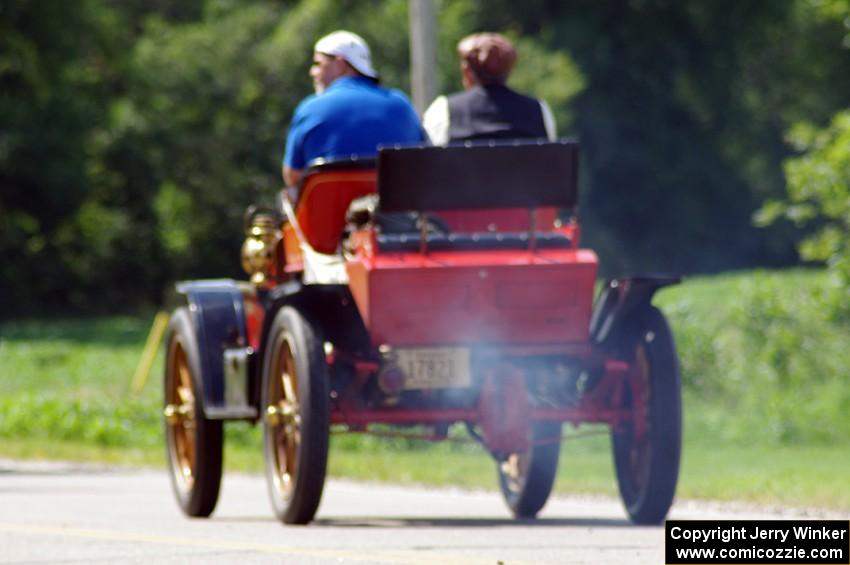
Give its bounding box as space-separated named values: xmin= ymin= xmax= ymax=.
xmin=261 ymin=306 xmax=329 ymax=525
xmin=163 ymin=307 xmax=222 ymax=518
xmin=611 ymin=306 xmax=681 ymax=525
xmin=497 ymin=422 xmax=562 ymax=519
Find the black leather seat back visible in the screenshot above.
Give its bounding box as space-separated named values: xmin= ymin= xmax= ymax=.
xmin=377 ymin=140 xmax=579 ymax=213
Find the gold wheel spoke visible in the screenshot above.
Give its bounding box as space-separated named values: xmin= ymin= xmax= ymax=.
xmin=281 ymin=372 xmax=296 ymax=404
xmin=166 ymin=342 xmax=197 ymax=491
xmin=177 ymin=385 xmax=194 ymax=404
xmin=267 ymin=337 xmax=302 ymax=501
xmin=501 ymin=453 xmax=528 ymax=494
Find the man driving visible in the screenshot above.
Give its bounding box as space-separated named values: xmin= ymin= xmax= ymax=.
xmin=282 ymin=30 xmax=424 ymax=187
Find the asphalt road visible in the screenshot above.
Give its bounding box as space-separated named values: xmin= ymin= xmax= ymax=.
xmin=0 ymin=459 xmax=835 ymax=565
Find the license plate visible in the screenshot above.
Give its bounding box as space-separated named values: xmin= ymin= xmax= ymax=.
xmin=395 ymin=347 xmax=471 ymax=390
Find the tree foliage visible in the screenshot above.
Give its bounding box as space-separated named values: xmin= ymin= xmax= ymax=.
xmin=448 ymin=0 xmax=850 ymax=274
xmin=753 ymin=0 xmax=850 ymax=307
xmin=2 ymin=0 xmax=850 ymax=314
xmin=757 ymin=112 xmax=850 ymax=291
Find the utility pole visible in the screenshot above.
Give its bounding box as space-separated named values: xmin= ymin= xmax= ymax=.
xmin=409 ymin=0 xmax=438 ymax=115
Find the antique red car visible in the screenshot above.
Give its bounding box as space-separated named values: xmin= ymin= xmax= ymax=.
xmin=162 ymin=141 xmax=682 ymax=525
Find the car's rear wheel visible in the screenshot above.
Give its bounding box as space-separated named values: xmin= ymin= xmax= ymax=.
xmin=611 ymin=306 xmax=681 ymax=524
xmin=261 ymin=306 xmax=330 ymax=525
xmin=163 ymin=307 xmax=223 ymax=517
xmin=497 ymin=421 xmax=562 ymax=518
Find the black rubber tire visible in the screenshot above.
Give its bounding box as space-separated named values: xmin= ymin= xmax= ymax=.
xmin=611 ymin=305 xmax=681 ymax=525
xmin=261 ymin=305 xmax=330 ymax=525
xmin=163 ymin=307 xmax=223 ymax=518
xmin=497 ymin=421 xmax=562 ymax=518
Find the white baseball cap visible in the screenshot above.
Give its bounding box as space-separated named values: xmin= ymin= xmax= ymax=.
xmin=314 ymin=30 xmax=378 ymax=79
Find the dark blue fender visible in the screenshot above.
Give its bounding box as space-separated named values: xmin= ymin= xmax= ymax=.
xmin=176 ymin=279 xmax=257 ymax=420
xmin=589 ymin=275 xmax=681 ymax=348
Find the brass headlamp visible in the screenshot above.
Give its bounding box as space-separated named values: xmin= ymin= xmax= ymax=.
xmin=240 ymin=207 xmax=282 ymax=286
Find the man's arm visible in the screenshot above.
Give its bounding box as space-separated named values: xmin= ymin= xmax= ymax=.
xmin=422 ymin=95 xmax=449 ymax=146
xmin=539 ymin=99 xmax=557 ymax=141
xmin=282 ymin=99 xmax=310 ymax=188
xmin=282 ymin=164 xmax=302 ymax=187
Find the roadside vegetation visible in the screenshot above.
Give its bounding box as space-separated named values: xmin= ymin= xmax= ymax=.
xmin=6 ymin=1 xmax=850 ymax=317
xmin=1 ymin=269 xmax=849 ymax=509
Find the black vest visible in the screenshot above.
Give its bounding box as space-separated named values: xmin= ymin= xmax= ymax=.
xmin=447 ymin=84 xmax=548 ymax=142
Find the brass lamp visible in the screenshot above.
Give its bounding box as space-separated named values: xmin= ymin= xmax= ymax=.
xmin=240 ymin=210 xmax=281 ymax=286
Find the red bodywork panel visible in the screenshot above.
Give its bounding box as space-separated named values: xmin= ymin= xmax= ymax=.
xmin=346 ymin=245 xmax=598 ymax=347
xmin=283 ymin=170 xmax=376 ymax=268
xmin=242 ymin=290 xmax=265 ymax=351
xmin=277 ymin=163 xmax=598 ymax=349
xmin=270 ymin=156 xmax=636 ymax=450
xmin=438 ymin=208 xmax=558 ymax=232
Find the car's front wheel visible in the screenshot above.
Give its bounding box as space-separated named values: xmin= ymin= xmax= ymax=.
xmin=163 ymin=307 xmax=223 ymax=518
xmin=261 ymin=306 xmax=330 ymax=525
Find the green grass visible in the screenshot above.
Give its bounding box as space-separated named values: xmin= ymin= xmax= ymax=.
xmin=3 ymin=432 xmax=847 ymax=510
xmin=0 ymin=437 xmax=164 ymax=467
xmin=679 ymin=443 xmax=850 ymax=508
xmin=1 ymin=269 xmax=850 ymax=510
xmin=657 ymin=269 xmax=850 ymax=445
xmin=331 ymin=437 xmax=850 ymax=509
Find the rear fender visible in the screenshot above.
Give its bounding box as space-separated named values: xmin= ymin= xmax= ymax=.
xmin=589 ymin=275 xmax=681 ymax=348
xmin=177 ymin=279 xmax=257 ymax=420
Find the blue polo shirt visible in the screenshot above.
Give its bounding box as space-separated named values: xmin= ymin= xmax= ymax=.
xmin=283 ymin=77 xmax=424 ymax=170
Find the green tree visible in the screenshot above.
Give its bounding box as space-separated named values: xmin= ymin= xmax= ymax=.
xmin=113 ymin=0 xmax=416 ymax=294
xmin=0 ymin=0 xmax=204 ymax=313
xmin=757 ymin=112 xmax=850 ymax=290
xmin=438 ymin=0 xmax=850 ymax=275
xmin=1 ymin=1 xmax=121 ymax=311
xmin=4 ymin=0 xmax=850 ymax=313
xmin=754 ymin=0 xmax=850 ymax=312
